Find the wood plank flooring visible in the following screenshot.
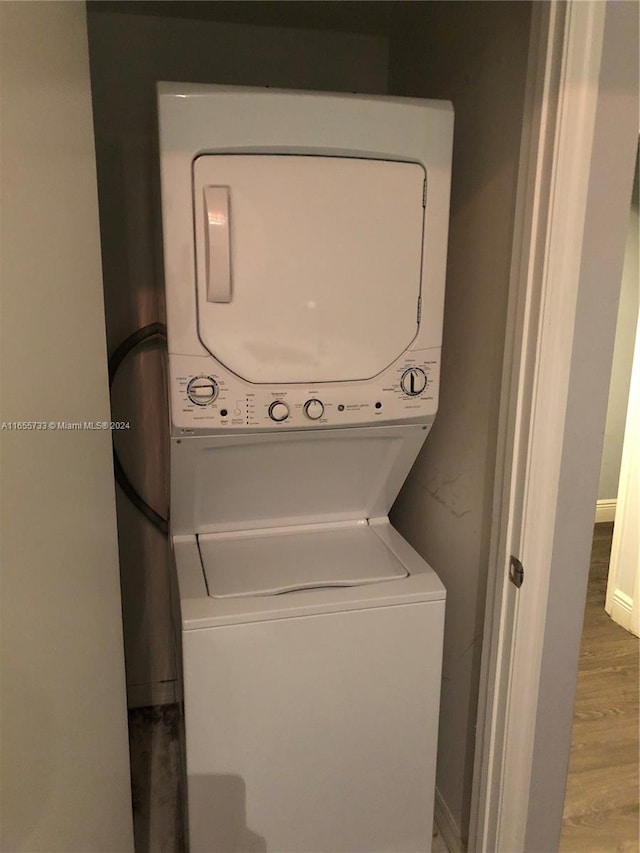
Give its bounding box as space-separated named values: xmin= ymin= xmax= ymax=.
xmin=560 ymin=522 xmax=639 ymax=853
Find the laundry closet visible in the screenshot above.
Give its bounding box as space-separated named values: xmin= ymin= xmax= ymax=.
xmin=86 ymin=2 xmax=532 ymax=847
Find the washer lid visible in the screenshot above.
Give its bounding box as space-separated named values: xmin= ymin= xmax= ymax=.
xmin=198 ymin=523 xmax=408 ymax=599
xmin=193 ymin=154 xmax=425 ymax=384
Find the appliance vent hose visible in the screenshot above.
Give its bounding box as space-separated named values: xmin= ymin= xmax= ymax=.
xmin=109 ymin=322 xmax=169 ymax=536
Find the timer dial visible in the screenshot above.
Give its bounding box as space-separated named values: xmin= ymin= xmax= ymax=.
xmin=400 ymin=367 xmax=427 ymax=397
xmin=187 ymin=376 xmax=218 ymax=405
xmin=268 ymin=401 xmax=290 ymax=422
xmin=304 ymin=399 xmax=324 ymax=420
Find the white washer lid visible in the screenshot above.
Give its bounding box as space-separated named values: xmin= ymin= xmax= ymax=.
xmin=198 ymin=523 xmax=408 ymax=599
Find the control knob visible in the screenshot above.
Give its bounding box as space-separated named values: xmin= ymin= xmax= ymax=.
xmin=304 ymin=399 xmax=324 ymax=420
xmin=268 ymin=400 xmax=290 ymax=422
xmin=187 ymin=376 xmax=218 ymax=405
xmin=400 ymin=367 xmax=427 ymax=397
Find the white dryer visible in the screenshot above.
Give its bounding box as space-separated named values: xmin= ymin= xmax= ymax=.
xmin=158 ymin=84 xmax=453 ymax=853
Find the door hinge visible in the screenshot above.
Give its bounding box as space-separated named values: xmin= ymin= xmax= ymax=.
xmin=417 ymin=296 xmax=422 ymax=324
xmin=422 ymin=178 xmax=427 ymax=208
xmin=509 ymin=555 xmax=524 ymax=588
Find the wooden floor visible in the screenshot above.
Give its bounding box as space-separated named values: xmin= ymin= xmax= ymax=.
xmin=560 ymin=523 xmax=639 ymax=852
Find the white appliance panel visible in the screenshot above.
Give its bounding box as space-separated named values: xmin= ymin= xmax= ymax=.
xmin=174 ymin=520 xmax=446 ymax=631
xmin=170 ymin=425 xmax=429 ymax=535
xmin=169 ymin=348 xmax=439 ymax=433
xmin=198 ymin=523 xmax=407 ymax=598
xmin=193 ymin=155 xmax=425 ymax=384
xmin=160 ymin=86 xmax=453 ymax=853
xmin=157 ymin=85 xmax=454 ymax=436
xmin=183 ymin=600 xmax=445 ymax=853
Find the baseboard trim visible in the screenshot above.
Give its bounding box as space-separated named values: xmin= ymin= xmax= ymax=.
xmin=127 ymin=680 xmax=177 ymax=709
xmin=434 ymin=786 xmax=465 ymax=853
xmin=607 ymin=587 xmax=633 ymax=632
xmin=595 ymin=499 xmax=616 ymax=523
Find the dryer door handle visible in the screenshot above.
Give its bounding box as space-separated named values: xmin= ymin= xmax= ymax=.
xmin=204 ymin=186 xmax=232 ymax=303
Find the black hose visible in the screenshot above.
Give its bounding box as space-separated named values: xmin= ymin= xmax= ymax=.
xmin=108 ymin=322 xmax=168 ymax=535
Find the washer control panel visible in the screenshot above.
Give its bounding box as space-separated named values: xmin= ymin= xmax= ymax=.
xmin=169 ymin=349 xmax=440 ymax=433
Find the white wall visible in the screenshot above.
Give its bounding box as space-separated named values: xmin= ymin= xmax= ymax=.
xmin=598 ymin=164 xmax=639 ymax=501
xmin=388 ymin=3 xmax=532 ymax=842
xmin=86 ymin=8 xmax=389 ymax=706
xmin=606 ymin=304 xmax=640 ymax=635
xmin=524 ymin=2 xmax=639 ymax=849
xmin=0 ymin=3 xmax=133 ymax=850
xmin=604 ymin=156 xmax=639 ymax=632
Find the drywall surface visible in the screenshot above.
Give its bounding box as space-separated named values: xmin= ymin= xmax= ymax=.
xmin=86 ymin=9 xmax=388 ymax=705
xmin=525 ymin=2 xmax=639 ymax=849
xmin=388 ymin=2 xmax=532 ymax=842
xmin=606 ymin=304 xmax=640 ymax=635
xmin=0 ymin=3 xmax=133 ymax=850
xmin=598 ymin=166 xmax=639 ymax=500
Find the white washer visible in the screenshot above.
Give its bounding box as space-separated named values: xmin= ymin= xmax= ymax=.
xmin=159 ymin=84 xmax=453 ymax=853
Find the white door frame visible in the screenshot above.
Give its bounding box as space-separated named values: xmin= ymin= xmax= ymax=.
xmin=470 ymin=1 xmax=639 ymax=850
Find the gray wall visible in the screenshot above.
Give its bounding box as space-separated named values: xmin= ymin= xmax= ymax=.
xmin=598 ymin=156 xmax=639 ymax=501
xmin=86 ymin=8 xmax=389 ymax=705
xmin=0 ymin=3 xmax=133 ymax=850
xmin=388 ymin=2 xmax=532 ymax=842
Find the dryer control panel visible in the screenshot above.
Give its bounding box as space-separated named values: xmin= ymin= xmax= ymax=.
xmin=169 ymin=349 xmax=440 ymax=434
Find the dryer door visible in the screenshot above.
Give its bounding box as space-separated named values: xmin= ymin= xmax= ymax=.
xmin=193 ymin=155 xmax=425 ymax=384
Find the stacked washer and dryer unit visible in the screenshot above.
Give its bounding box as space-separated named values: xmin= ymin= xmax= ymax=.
xmin=158 ymin=83 xmax=453 ymax=853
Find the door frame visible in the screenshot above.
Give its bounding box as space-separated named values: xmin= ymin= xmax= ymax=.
xmin=470 ymin=1 xmax=639 ymax=850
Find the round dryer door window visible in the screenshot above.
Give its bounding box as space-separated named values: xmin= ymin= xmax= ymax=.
xmin=192 ymin=154 xmax=425 ymax=384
